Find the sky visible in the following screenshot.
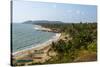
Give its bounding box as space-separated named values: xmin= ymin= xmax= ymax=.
xmin=13 ymin=0 xmax=97 ymax=23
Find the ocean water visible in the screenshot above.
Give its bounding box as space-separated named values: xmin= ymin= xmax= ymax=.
xmin=12 ymin=23 xmax=56 ymax=53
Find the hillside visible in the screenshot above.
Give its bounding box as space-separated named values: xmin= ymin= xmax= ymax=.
xmin=23 ymin=20 xmax=64 ymax=24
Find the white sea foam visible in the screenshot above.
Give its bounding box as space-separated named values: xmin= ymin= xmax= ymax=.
xmin=12 ymin=24 xmax=61 ymax=57
xmin=13 ymin=33 xmax=61 ymax=57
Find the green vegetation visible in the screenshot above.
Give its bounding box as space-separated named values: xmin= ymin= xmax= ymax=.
xmin=36 ymin=22 xmax=97 ymax=63
xmin=12 ymin=22 xmax=97 ymax=66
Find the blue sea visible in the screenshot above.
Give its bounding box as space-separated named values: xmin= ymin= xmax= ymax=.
xmin=12 ymin=23 xmax=56 ymax=53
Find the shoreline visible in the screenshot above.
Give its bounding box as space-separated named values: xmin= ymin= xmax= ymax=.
xmin=12 ymin=25 xmax=61 ymax=58
xmin=33 ymin=24 xmax=52 ymax=32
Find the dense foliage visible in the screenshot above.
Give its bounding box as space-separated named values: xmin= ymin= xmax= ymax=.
xmin=13 ymin=22 xmax=97 ymax=66
xmin=36 ymin=22 xmax=97 ymax=63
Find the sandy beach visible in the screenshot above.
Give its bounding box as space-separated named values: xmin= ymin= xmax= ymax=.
xmin=33 ymin=25 xmax=52 ymax=32
xmin=12 ymin=25 xmax=61 ymax=59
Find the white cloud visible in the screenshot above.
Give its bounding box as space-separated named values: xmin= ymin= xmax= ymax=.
xmin=67 ymin=10 xmax=73 ymax=13
xmin=76 ymin=10 xmax=81 ymax=14
xmin=81 ymin=12 xmax=84 ymax=15
xmin=53 ymin=4 xmax=57 ymax=8
xmin=67 ymin=10 xmax=82 ymax=15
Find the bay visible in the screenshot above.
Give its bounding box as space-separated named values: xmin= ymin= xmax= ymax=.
xmin=12 ymin=23 xmax=56 ymax=52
